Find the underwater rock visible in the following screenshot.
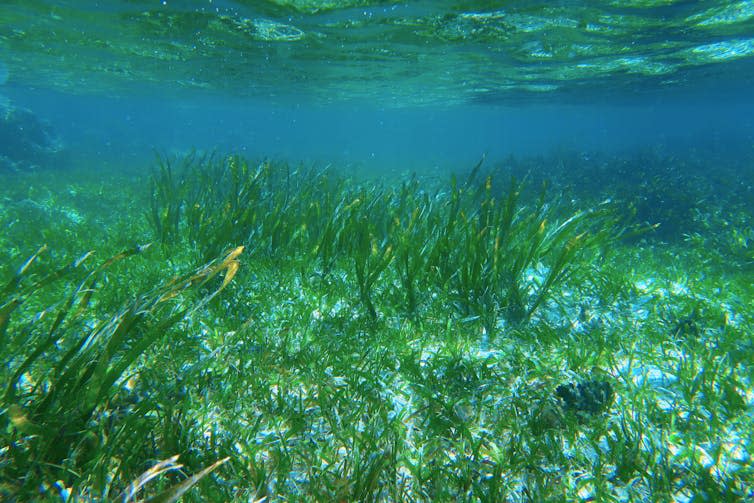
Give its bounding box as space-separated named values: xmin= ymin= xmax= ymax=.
xmin=530 ymin=378 xmax=614 ymax=433
xmin=0 ymin=103 xmax=63 ymax=171
xmin=556 ymin=380 xmax=614 ymax=415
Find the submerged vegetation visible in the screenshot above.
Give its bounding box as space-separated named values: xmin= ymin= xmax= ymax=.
xmin=1 ymin=150 xmax=753 ymax=501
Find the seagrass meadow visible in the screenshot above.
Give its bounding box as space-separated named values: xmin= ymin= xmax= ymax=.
xmin=3 ymin=0 xmax=754 ymax=501
xmin=0 ymin=149 xmax=753 ymax=501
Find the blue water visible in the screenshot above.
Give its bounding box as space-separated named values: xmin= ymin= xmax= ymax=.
xmin=4 ymin=84 xmax=754 ymax=173
xmin=1 ymin=1 xmax=754 ymax=172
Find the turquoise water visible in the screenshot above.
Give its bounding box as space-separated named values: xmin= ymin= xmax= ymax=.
xmin=1 ymin=0 xmax=753 ymax=168
xmin=4 ymin=1 xmax=754 ymax=103
xmin=0 ymin=58 xmax=7 ymax=85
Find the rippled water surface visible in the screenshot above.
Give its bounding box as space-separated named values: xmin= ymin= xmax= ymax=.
xmin=2 ymin=0 xmax=754 ymax=105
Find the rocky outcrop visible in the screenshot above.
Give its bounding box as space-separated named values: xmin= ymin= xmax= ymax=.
xmin=0 ymin=104 xmax=63 ymax=171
